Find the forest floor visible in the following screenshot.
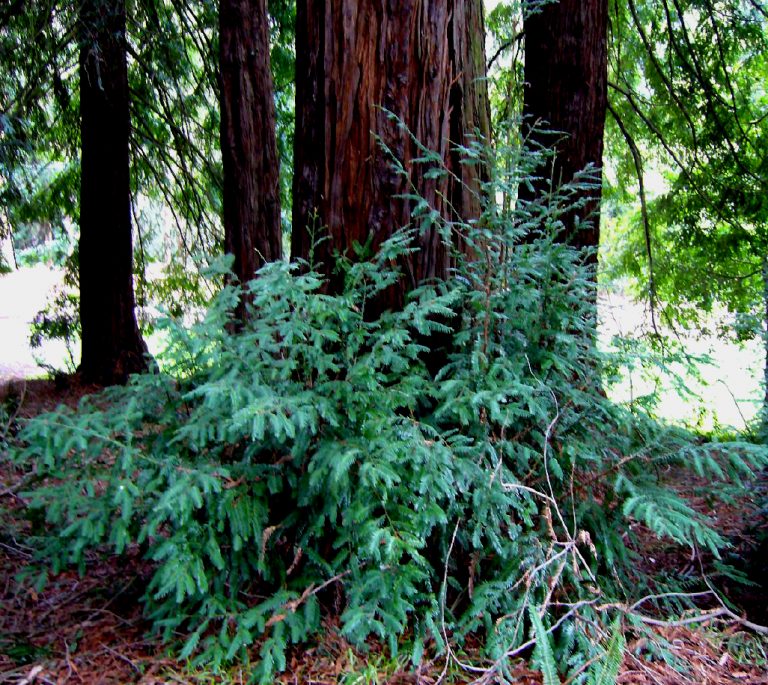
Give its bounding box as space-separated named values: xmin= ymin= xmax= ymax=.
xmin=2 ymin=377 xmax=768 ymax=684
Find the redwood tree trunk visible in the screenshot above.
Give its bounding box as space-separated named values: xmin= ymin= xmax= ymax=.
xmin=219 ymin=0 xmax=282 ymax=317
xmin=762 ymin=258 xmax=768 ymax=440
xmin=292 ymin=0 xmax=490 ymax=311
xmin=521 ymin=0 xmax=609 ymax=266
xmin=79 ymin=0 xmax=147 ymax=385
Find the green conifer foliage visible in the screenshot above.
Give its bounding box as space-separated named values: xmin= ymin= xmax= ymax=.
xmin=11 ymin=137 xmax=767 ymax=682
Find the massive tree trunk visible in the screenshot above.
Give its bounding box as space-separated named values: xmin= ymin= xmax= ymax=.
xmin=219 ymin=0 xmax=282 ymax=318
xmin=762 ymin=257 xmax=768 ymax=440
xmin=291 ymin=0 xmax=490 ymax=312
xmin=78 ymin=0 xmax=147 ymax=385
xmin=521 ymin=0 xmax=609 ymax=267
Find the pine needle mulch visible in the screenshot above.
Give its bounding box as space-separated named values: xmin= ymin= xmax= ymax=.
xmin=2 ymin=378 xmax=768 ymax=684
xmin=619 ymin=625 xmax=768 ymax=684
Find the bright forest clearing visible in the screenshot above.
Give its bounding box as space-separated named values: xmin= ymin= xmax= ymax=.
xmin=1 ymin=0 xmax=768 ymax=683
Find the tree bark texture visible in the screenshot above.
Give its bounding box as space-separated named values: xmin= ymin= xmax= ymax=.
xmin=521 ymin=0 xmax=609 ymax=264
xmin=79 ymin=0 xmax=147 ymax=385
xmin=292 ymin=0 xmax=490 ymax=310
xmin=762 ymin=258 xmax=768 ymax=438
xmin=220 ymin=0 xmax=282 ymax=312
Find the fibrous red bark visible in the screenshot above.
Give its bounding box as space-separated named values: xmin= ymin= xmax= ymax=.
xmin=292 ymin=0 xmax=490 ymax=311
xmin=220 ymin=0 xmax=282 ymax=318
xmin=521 ymin=0 xmax=609 ymax=264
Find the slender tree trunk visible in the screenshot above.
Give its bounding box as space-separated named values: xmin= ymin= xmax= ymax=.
xmin=521 ymin=0 xmax=609 ymax=267
xmin=79 ymin=0 xmax=147 ymax=385
xmin=219 ymin=0 xmax=282 ymax=320
xmin=761 ymin=258 xmax=768 ymax=440
xmin=292 ymin=0 xmax=490 ymax=313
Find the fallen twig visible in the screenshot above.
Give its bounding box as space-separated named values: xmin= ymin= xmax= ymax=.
xmin=100 ymin=642 xmax=143 ymax=674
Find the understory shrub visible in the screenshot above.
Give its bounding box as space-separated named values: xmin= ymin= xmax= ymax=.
xmin=11 ymin=135 xmax=768 ymax=683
